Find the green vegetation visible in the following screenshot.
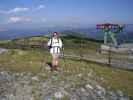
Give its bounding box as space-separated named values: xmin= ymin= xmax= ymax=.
xmin=89 ymin=62 xmax=133 ymax=98
xmin=0 ymin=34 xmax=133 ymax=98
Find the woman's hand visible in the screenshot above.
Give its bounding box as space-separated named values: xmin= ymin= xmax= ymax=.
xmin=48 ymin=45 xmax=52 ymax=49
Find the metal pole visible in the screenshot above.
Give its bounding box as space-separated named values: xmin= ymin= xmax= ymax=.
xmin=62 ymin=46 xmax=67 ymax=71
xmin=108 ymin=44 xmax=111 ymax=66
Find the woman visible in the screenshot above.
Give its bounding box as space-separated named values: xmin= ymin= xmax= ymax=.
xmin=47 ymin=32 xmax=63 ymax=71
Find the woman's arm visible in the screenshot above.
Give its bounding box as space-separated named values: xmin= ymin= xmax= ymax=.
xmin=47 ymin=39 xmax=52 ymax=49
xmin=59 ymin=39 xmax=63 ymax=48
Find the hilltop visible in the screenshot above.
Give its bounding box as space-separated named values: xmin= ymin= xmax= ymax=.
xmin=0 ymin=34 xmax=133 ymax=100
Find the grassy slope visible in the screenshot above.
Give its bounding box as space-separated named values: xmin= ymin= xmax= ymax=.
xmin=0 ymin=35 xmax=133 ymax=98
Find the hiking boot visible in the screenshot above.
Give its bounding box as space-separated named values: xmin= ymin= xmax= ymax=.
xmin=50 ymin=65 xmax=55 ymax=71
xmin=53 ymin=65 xmax=59 ymax=71
xmin=50 ymin=67 xmax=54 ymax=71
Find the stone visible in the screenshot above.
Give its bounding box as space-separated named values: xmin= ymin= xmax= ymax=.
xmin=32 ymin=76 xmax=39 ymax=81
xmin=117 ymin=90 xmax=124 ymax=97
xmin=85 ymin=84 xmax=93 ymax=90
xmin=8 ymin=94 xmax=15 ymax=100
xmin=108 ymin=91 xmax=118 ymax=100
xmin=119 ymin=97 xmax=129 ymax=100
xmin=54 ymin=91 xmax=64 ymax=99
xmin=0 ymin=71 xmax=12 ymax=81
xmin=0 ymin=69 xmax=130 ymax=100
xmin=78 ymin=73 xmax=82 ymax=77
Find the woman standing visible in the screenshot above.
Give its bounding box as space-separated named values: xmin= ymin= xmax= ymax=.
xmin=47 ymin=32 xmax=63 ymax=71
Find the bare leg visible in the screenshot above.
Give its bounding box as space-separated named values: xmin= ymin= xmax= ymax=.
xmin=51 ymin=54 xmax=60 ymax=71
xmin=54 ymin=55 xmax=59 ymax=70
xmin=51 ymin=54 xmax=56 ymax=71
xmin=55 ymin=57 xmax=59 ymax=66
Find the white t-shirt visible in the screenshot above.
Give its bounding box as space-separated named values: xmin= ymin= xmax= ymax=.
xmin=47 ymin=38 xmax=63 ymax=54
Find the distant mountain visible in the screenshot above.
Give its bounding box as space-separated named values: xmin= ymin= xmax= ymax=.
xmin=0 ymin=24 xmax=133 ymax=43
xmin=60 ymin=25 xmax=133 ymax=44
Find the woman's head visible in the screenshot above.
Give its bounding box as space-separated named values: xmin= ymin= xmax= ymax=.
xmin=52 ymin=32 xmax=59 ymax=38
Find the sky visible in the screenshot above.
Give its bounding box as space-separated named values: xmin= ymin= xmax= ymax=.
xmin=0 ymin=0 xmax=133 ymax=31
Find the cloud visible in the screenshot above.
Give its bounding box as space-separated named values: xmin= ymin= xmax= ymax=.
xmin=8 ymin=7 xmax=29 ymax=13
xmin=0 ymin=7 xmax=29 ymax=14
xmin=8 ymin=17 xmax=31 ymax=23
xmin=0 ymin=5 xmax=45 ymax=15
xmin=36 ymin=5 xmax=45 ymax=10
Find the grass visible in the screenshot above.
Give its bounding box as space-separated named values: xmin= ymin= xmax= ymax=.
xmin=0 ymin=40 xmax=11 ymax=44
xmin=88 ymin=62 xmax=133 ymax=98
xmin=0 ymin=35 xmax=133 ymax=98
xmin=0 ymin=49 xmax=133 ymax=98
xmin=0 ymin=49 xmax=49 ymax=73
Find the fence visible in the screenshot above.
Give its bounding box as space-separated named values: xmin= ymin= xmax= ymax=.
xmin=0 ymin=37 xmax=133 ymax=70
xmin=60 ymin=38 xmax=133 ymax=70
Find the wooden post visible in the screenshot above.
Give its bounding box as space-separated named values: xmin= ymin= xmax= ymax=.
xmin=108 ymin=44 xmax=111 ymax=66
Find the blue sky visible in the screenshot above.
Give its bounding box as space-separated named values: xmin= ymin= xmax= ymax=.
xmin=0 ymin=0 xmax=133 ymax=31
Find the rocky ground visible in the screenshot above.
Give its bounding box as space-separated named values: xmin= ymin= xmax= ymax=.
xmin=0 ymin=66 xmax=129 ymax=100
